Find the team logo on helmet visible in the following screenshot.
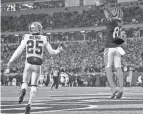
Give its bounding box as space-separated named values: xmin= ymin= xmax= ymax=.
xmin=29 ymin=22 xmax=43 ymax=34
xmin=111 ymin=7 xmax=123 ymax=20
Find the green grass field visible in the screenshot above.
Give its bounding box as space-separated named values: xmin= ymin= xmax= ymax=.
xmin=1 ymin=86 xmax=143 ymax=114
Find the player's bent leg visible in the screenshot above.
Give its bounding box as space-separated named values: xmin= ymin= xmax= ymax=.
xmin=104 ymin=48 xmax=117 ymax=98
xmin=19 ymin=63 xmax=32 ymax=104
xmin=28 ymin=85 xmax=37 ymax=105
xmin=106 ymin=67 xmax=118 ymax=99
xmin=25 ymin=65 xmax=40 ymax=114
xmin=114 ymin=53 xmax=124 ymax=99
xmin=25 ymin=86 xmax=37 ymax=114
xmin=21 ymin=82 xmax=28 ymax=90
xmin=22 ymin=63 xmax=33 ymax=87
xmin=28 ymin=65 xmax=40 ymax=105
xmin=115 ymin=67 xmax=123 ymax=99
xmin=18 ymin=82 xmax=28 ymax=104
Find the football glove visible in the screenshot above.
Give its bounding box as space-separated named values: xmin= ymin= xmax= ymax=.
xmin=4 ymin=68 xmax=10 ymax=74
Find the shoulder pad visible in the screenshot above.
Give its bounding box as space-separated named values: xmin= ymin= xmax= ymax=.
xmin=22 ymin=34 xmax=30 ymax=41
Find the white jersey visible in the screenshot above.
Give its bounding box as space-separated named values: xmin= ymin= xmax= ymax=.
xmin=8 ymin=34 xmax=61 ymax=64
xmin=23 ymin=34 xmax=48 ymax=59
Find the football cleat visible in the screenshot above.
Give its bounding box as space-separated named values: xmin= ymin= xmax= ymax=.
xmin=18 ymin=89 xmax=26 ymax=104
xmin=116 ymin=92 xmax=123 ymax=99
xmin=111 ymin=89 xmax=118 ymax=99
xmin=25 ymin=104 xmax=31 ymax=114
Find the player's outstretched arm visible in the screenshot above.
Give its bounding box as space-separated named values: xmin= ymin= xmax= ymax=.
xmin=45 ymin=43 xmax=63 ymax=55
xmin=7 ymin=38 xmax=26 ymax=68
xmin=103 ymin=8 xmax=113 ymax=21
xmin=94 ymin=0 xmax=112 ymax=21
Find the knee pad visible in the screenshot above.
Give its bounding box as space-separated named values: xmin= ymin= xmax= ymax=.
xmin=31 ymin=86 xmax=37 ymax=93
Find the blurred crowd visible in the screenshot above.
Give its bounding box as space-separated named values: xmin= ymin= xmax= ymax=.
xmin=1 ymin=3 xmax=143 ymax=87
xmin=2 ymin=6 xmax=143 ymax=32
xmin=1 ymin=37 xmax=143 ymax=74
xmin=2 ymin=0 xmax=65 ymax=12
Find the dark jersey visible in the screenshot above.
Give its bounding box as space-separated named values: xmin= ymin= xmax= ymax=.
xmin=105 ymin=19 xmax=122 ymax=48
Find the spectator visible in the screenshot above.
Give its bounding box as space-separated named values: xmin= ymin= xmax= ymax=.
xmin=91 ymin=75 xmax=96 ymax=87
xmin=141 ymin=74 xmax=143 ymax=87
xmin=126 ymin=75 xmax=130 ymax=87
xmin=2 ymin=6 xmax=143 ymax=32
xmin=99 ymin=75 xmax=103 ymax=87
xmin=87 ymin=74 xmax=91 ymax=87
xmin=51 ymin=66 xmax=60 ymax=90
xmin=102 ymin=75 xmax=107 ymax=87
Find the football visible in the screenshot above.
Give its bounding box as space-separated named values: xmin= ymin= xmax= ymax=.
xmin=113 ymin=38 xmax=125 ymax=45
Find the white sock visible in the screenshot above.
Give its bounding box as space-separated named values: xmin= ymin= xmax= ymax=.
xmin=21 ymin=83 xmax=28 ymax=90
xmin=28 ymin=86 xmax=37 ymax=105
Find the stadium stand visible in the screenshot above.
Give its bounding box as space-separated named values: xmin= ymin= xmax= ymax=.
xmin=1 ymin=0 xmax=143 ymax=86
xmin=1 ymin=6 xmax=143 ymax=32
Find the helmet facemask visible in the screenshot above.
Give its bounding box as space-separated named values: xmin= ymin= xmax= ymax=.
xmin=29 ymin=22 xmax=43 ymax=34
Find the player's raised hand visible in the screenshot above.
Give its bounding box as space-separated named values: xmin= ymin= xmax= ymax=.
xmin=4 ymin=68 xmax=10 ymax=74
xmin=4 ymin=62 xmax=12 ymax=74
xmin=57 ymin=45 xmax=63 ymax=52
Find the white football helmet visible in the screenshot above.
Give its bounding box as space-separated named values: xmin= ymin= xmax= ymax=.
xmin=29 ymin=22 xmax=43 ymax=34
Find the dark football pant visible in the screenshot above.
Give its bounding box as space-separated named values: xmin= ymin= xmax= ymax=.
xmin=51 ymin=77 xmax=59 ymax=89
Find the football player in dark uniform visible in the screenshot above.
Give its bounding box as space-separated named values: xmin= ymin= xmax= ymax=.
xmin=95 ymin=0 xmax=125 ymax=99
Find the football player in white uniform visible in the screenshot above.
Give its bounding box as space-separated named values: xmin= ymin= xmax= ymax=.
xmin=5 ymin=22 xmax=63 ymax=114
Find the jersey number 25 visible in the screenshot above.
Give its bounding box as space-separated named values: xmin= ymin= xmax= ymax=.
xmin=27 ymin=40 xmax=43 ymax=55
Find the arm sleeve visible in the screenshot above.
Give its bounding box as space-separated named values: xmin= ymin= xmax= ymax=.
xmin=45 ymin=42 xmax=60 ymax=55
xmin=9 ymin=36 xmax=27 ymax=63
